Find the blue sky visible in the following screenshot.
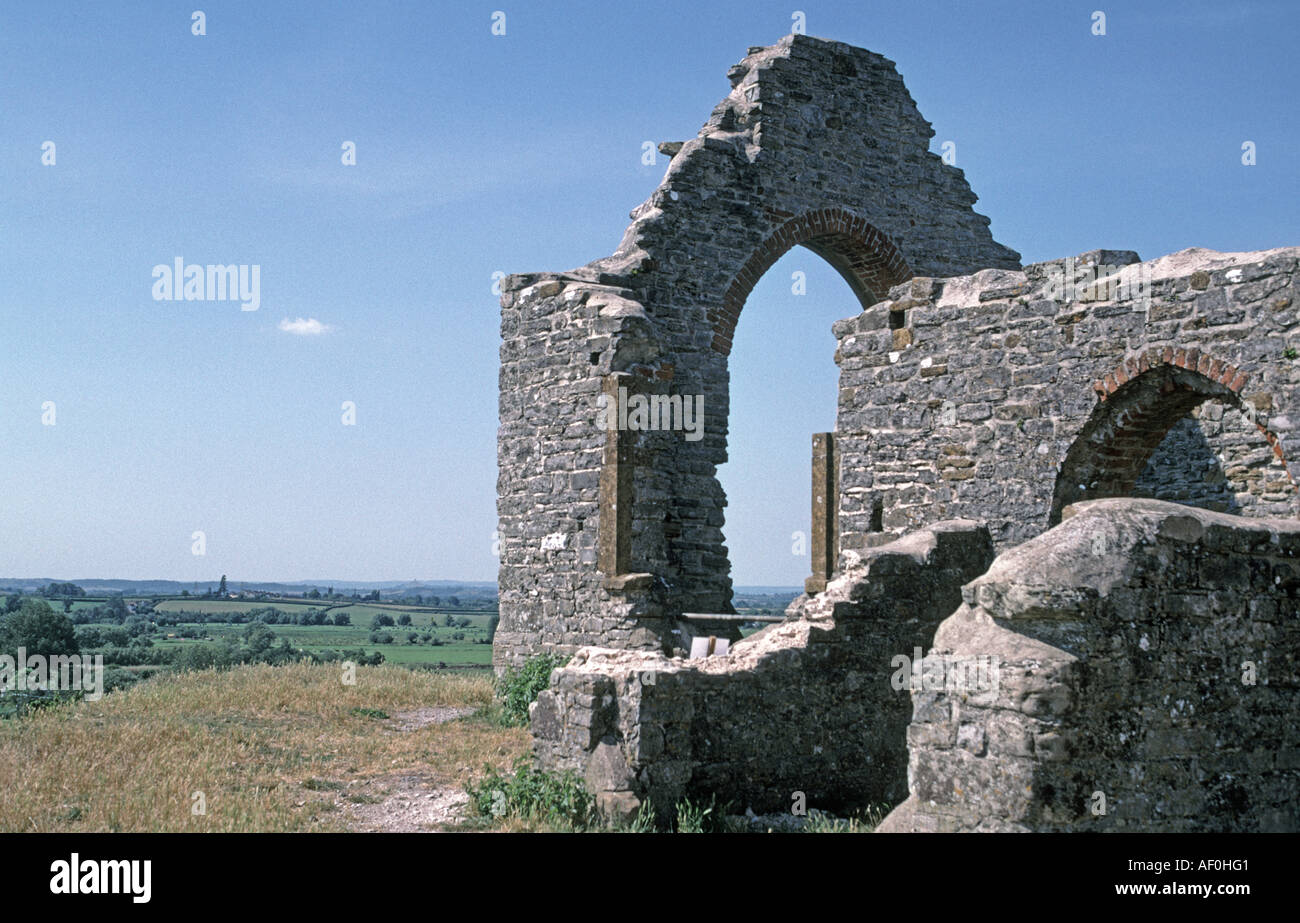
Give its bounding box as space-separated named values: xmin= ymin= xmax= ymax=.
xmin=1 ymin=1 xmax=1295 ymax=585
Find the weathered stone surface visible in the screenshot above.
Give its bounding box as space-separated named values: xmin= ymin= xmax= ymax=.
xmin=879 ymin=498 xmax=1300 ymax=833
xmin=836 ymin=246 xmax=1300 ymax=554
xmin=531 ymin=521 xmax=994 ymax=820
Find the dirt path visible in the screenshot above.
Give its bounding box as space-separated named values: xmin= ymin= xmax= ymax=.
xmin=343 ymin=706 xmax=478 ymax=832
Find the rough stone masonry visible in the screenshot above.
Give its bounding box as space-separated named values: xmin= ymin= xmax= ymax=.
xmin=496 ymin=34 xmax=1300 ymax=831
xmin=878 ymin=499 xmax=1300 ymax=833
xmin=833 ymin=245 xmax=1300 ymax=555
xmin=496 ymin=33 xmax=1018 ymax=669
xmin=530 ymin=520 xmax=993 ymax=821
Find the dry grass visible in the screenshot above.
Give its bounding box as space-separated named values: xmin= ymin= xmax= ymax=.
xmin=0 ymin=662 xmax=528 ymax=832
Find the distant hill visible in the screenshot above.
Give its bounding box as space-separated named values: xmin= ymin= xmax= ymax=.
xmin=0 ymin=578 xmax=497 ymax=598
xmin=731 ymin=586 xmax=802 ymax=611
xmin=1 ymin=577 xmax=790 ymax=604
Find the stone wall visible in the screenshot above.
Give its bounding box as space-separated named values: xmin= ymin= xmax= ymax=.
xmin=834 ymin=247 xmax=1300 ymax=554
xmin=496 ymin=34 xmax=1299 ymax=722
xmin=495 ymin=33 xmax=1020 ymax=670
xmin=496 ymin=280 xmax=658 ymax=664
xmin=1135 ymin=415 xmax=1239 ymax=512
xmin=879 ymin=498 xmax=1300 ymax=833
xmin=530 ymin=521 xmax=994 ymax=820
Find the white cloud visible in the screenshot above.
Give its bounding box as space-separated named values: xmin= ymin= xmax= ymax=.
xmin=278 ymin=317 xmax=334 ymax=336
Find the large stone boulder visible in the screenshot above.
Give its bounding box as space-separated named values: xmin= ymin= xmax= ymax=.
xmin=880 ymin=498 xmax=1300 ymax=832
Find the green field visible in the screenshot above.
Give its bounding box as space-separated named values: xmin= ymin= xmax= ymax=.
xmin=149 ymin=619 xmax=493 ymax=666
xmin=5 ymin=591 xmax=498 ymax=670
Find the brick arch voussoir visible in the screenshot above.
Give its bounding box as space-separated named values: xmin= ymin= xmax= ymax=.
xmin=1053 ymin=347 xmax=1295 ymax=524
xmin=709 ymin=207 xmax=911 ymax=355
xmin=1091 ymin=346 xmax=1291 ymax=471
xmin=1091 ymin=346 xmax=1250 ymax=403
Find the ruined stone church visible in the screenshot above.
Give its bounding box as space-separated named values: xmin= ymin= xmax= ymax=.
xmin=495 ymin=34 xmax=1300 ymax=832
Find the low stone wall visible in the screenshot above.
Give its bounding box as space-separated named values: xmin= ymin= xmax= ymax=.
xmin=530 ymin=521 xmax=993 ymax=820
xmin=879 ymin=498 xmax=1300 ymax=833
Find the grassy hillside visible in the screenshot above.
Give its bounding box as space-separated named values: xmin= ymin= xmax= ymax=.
xmin=0 ymin=663 xmax=528 ymax=832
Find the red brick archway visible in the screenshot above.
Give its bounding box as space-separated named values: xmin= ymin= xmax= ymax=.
xmin=1051 ymin=348 xmax=1291 ymax=523
xmin=709 ymin=207 xmax=911 ymax=355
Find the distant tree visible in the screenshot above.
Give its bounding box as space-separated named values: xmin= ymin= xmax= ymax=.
xmin=406 ymin=632 xmax=419 ymax=644
xmin=487 ymin=615 xmax=499 ymax=643
xmin=456 ymin=616 xmax=471 ymax=629
xmin=447 ymin=596 xmax=460 ymax=607
xmin=181 ymin=589 xmax=190 ymax=597
xmin=256 ymin=607 xmax=287 ymax=625
xmin=0 ymin=599 xmax=79 ymax=657
xmin=428 ymin=596 xmax=441 ymax=607
xmin=217 ymin=575 xmax=228 ymax=596
xmin=107 ymin=595 xmax=128 ymax=622
xmin=332 ymin=612 xmax=351 ymax=627
xmin=397 ymin=614 xmax=412 ymax=626
xmin=241 ymin=622 xmax=276 ymax=654
xmin=368 ymin=589 xmax=380 ymax=601
xmin=307 ymin=588 xmax=321 ymax=599
xmin=4 ymin=594 xmax=22 ymax=613
xmin=369 ymin=614 xmax=394 ymax=629
xmin=62 ymin=599 xmax=73 ymax=614
xmin=176 ymin=641 xmax=238 ymax=672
